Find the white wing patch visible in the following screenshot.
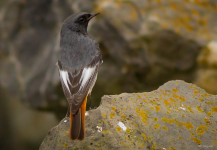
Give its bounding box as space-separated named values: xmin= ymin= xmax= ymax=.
xmin=59 ymin=70 xmax=71 ymax=93
xmin=59 ymin=66 xmax=96 ymax=95
xmin=79 ymin=66 xmax=96 ymax=90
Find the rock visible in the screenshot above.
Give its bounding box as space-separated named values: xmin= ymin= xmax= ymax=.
xmin=40 ymin=80 xmax=217 ymax=150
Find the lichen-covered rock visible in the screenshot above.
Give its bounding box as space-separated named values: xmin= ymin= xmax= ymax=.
xmin=40 ymin=80 xmax=217 ymax=150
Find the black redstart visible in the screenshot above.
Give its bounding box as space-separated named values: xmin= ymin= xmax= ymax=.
xmin=57 ymin=12 xmax=102 ymax=141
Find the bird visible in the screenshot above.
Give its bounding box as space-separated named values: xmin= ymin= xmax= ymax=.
xmin=57 ymin=12 xmax=102 ymax=141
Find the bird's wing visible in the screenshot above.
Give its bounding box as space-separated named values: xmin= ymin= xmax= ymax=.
xmin=57 ymin=53 xmax=102 ymax=114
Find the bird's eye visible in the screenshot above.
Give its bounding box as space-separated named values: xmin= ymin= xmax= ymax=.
xmin=79 ymin=17 xmax=85 ymax=22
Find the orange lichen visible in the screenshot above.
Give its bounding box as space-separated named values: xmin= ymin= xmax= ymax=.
xmin=194 ymin=90 xmax=198 ymax=94
xmin=182 ymin=122 xmax=194 ymax=130
xmin=112 ymin=107 xmax=116 ymax=111
xmin=150 ymin=107 xmax=155 ymax=110
xmin=164 ymin=100 xmax=171 ymax=105
xmin=144 ymin=94 xmax=147 ymax=96
xmin=173 ymin=89 xmax=178 ymax=93
xmin=126 ymin=128 xmax=130 ymax=133
xmin=204 ymin=118 xmax=211 ymax=125
xmin=184 ymin=105 xmax=194 ymax=113
xmin=169 ymin=98 xmax=176 ymax=102
xmin=153 ymin=124 xmax=160 ymax=129
xmin=153 ymin=118 xmax=158 ymax=122
xmin=141 ymin=133 xmax=147 ymax=141
xmin=64 ymin=143 xmax=68 ymax=147
xmin=207 ymin=112 xmax=212 ymax=116
xmin=162 ymin=126 xmax=168 ymax=130
xmin=116 ymin=127 xmax=121 ymax=132
xmin=155 ymin=106 xmax=161 ymax=112
xmin=205 ymin=102 xmax=213 ymax=105
xmin=135 ymin=108 xmax=149 ymax=126
xmin=191 ymin=137 xmax=202 ymax=145
xmin=137 ymin=95 xmax=141 ymax=98
xmin=122 ymin=114 xmax=126 ymax=119
xmin=143 ymin=100 xmax=147 ymax=102
xmin=196 ymin=125 xmax=208 ymax=136
xmin=197 ymin=106 xmax=204 ymax=112
xmin=211 ymin=106 xmax=217 ymax=112
xmin=102 ymin=130 xmax=109 ymax=134
xmin=102 ymin=114 xmax=106 ymax=117
xmin=121 ymin=141 xmax=124 ymax=146
xmin=198 ymin=98 xmax=203 ymax=102
xmin=179 ymin=97 xmax=185 ymax=102
xmin=110 ymin=113 xmax=115 ymax=119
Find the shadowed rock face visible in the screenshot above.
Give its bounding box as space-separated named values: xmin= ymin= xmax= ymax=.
xmin=40 ymin=80 xmax=217 ymax=150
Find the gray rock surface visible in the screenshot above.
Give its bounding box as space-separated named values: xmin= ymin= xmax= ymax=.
xmin=40 ymin=80 xmax=217 ymax=150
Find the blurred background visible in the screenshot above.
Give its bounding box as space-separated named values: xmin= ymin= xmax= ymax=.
xmin=0 ymin=0 xmax=217 ymax=149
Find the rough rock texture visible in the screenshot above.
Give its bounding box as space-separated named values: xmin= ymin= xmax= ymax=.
xmin=1 ymin=0 xmax=217 ymax=149
xmin=40 ymin=80 xmax=217 ymax=150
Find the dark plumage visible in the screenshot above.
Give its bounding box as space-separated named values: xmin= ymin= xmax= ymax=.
xmin=57 ymin=12 xmax=102 ymax=141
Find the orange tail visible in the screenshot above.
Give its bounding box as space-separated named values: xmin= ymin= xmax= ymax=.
xmin=69 ymin=96 xmax=87 ymax=141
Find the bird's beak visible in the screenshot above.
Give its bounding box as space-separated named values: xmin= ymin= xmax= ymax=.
xmin=87 ymin=13 xmax=100 ymax=20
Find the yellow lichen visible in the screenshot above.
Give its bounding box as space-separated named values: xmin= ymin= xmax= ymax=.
xmin=197 ymin=106 xmax=204 ymax=112
xmin=179 ymin=97 xmax=185 ymax=102
xmin=110 ymin=113 xmax=115 ymax=119
xmin=168 ymin=119 xmax=174 ymax=124
xmin=173 ymin=88 xmax=179 ymax=93
xmin=169 ymin=98 xmax=176 ymax=102
xmin=205 ymin=102 xmax=212 ymax=105
xmin=64 ymin=143 xmax=68 ymax=147
xmin=211 ymin=106 xmax=217 ymax=112
xmin=204 ymin=118 xmax=211 ymax=125
xmin=153 ymin=124 xmax=160 ymax=129
xmin=194 ymin=90 xmax=198 ymax=94
xmin=102 ymin=130 xmax=109 ymax=134
xmin=182 ymin=122 xmax=194 ymax=130
xmin=144 ymin=94 xmax=146 ymax=96
xmin=141 ymin=133 xmax=147 ymax=141
xmin=164 ymin=100 xmax=171 ymax=105
xmin=102 ymin=114 xmax=106 ymax=117
xmin=184 ymin=105 xmax=194 ymax=113
xmin=207 ymin=112 xmax=212 ymax=116
xmin=122 ymin=114 xmax=126 ymax=119
xmin=153 ymin=118 xmax=158 ymax=122
xmin=196 ymin=125 xmax=208 ymax=136
xmin=199 ymin=98 xmax=203 ymax=102
xmin=155 ymin=106 xmax=161 ymax=112
xmin=191 ymin=132 xmax=194 ymax=136
xmin=126 ymin=128 xmax=130 ymax=133
xmin=112 ymin=107 xmax=116 ymax=111
xmin=179 ymin=137 xmax=182 ymax=140
xmin=162 ymin=126 xmax=168 ymax=130
xmin=116 ymin=127 xmax=121 ymax=132
xmin=191 ymin=137 xmax=202 ymax=145
xmin=137 ymin=95 xmax=141 ymax=98
xmin=150 ymin=107 xmax=155 ymax=110
xmin=136 ymin=108 xmax=149 ymax=126
xmin=121 ymin=141 xmax=124 ymax=146
xmin=143 ymin=100 xmax=147 ymax=102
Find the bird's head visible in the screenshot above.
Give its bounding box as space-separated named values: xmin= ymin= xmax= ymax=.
xmin=61 ymin=12 xmax=100 ymax=36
